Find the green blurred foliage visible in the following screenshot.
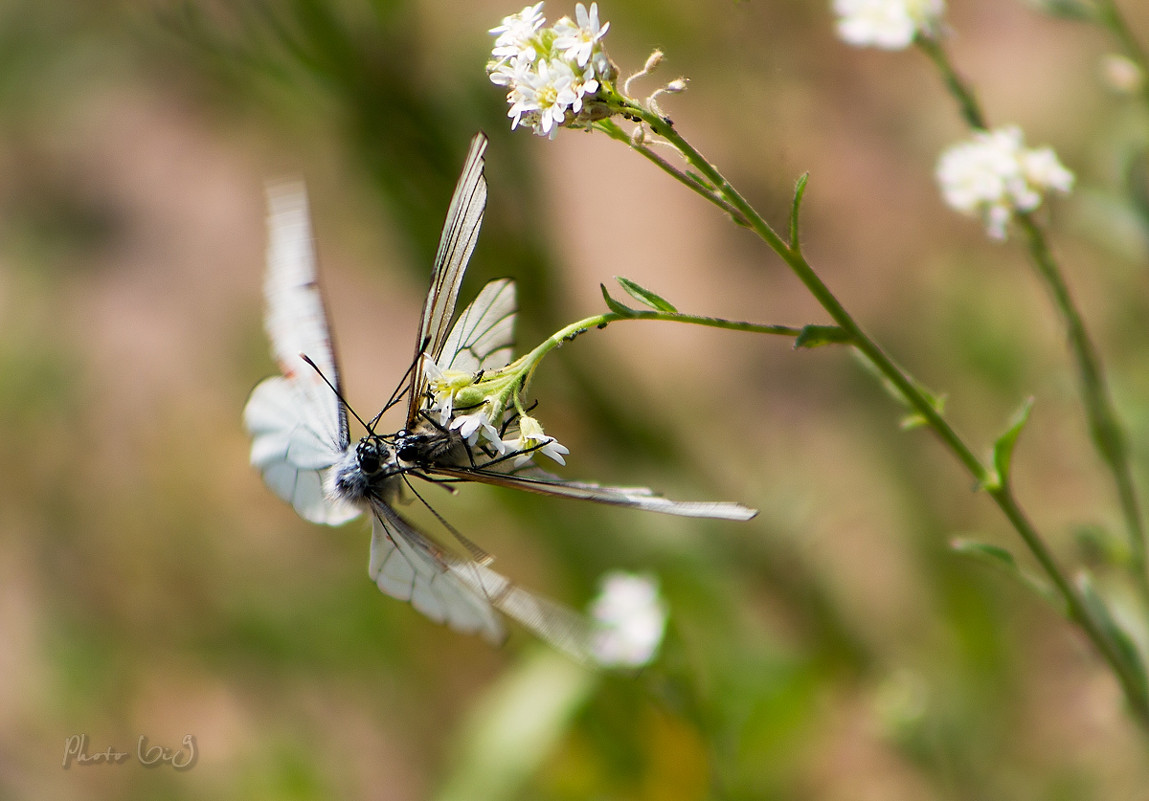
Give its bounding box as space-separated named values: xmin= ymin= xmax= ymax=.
xmin=3 ymin=0 xmax=1149 ymax=799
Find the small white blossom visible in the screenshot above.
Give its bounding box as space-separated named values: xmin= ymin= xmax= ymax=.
xmin=422 ymin=355 xmax=479 ymax=426
xmin=936 ymin=125 xmax=1074 ymax=240
xmin=508 ymin=415 xmax=569 ymax=467
xmin=488 ymin=2 xmax=616 ymax=138
xmin=1020 ymin=147 xmax=1075 ymax=195
xmin=589 ymin=572 xmax=667 ymax=668
xmin=490 ymin=2 xmax=546 ymax=61
xmin=450 ymin=407 xmax=503 ymax=449
xmin=832 ymin=0 xmax=944 ymax=50
xmin=508 ymin=58 xmax=580 ymax=138
xmin=553 ymin=3 xmax=610 ymax=68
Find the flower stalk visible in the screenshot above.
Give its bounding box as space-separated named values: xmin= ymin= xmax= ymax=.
xmin=486 ymin=0 xmax=1149 ymax=730
xmin=921 ymin=38 xmax=1149 ymax=597
xmin=586 ymin=92 xmax=1149 ymax=732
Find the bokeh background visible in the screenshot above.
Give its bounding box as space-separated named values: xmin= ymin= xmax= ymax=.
xmin=4 ymin=0 xmax=1149 ymax=798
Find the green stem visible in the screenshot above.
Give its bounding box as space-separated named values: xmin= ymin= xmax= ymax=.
xmin=915 ymin=35 xmax=986 ymax=130
xmin=920 ymin=37 xmax=1149 ymax=592
xmin=1017 ymin=214 xmax=1149 ymax=591
xmin=605 ymin=98 xmax=1149 ymax=730
xmin=518 ymin=310 xmax=803 ymax=373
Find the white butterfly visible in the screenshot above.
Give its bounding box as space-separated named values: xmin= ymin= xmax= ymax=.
xmin=243 ymin=133 xmax=757 ymax=661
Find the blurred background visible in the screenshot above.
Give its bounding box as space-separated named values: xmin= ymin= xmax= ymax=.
xmin=4 ymin=0 xmax=1149 ymax=798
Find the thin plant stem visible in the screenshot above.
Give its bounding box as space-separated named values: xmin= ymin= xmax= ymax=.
xmin=920 ymin=37 xmax=1149 ymax=594
xmin=1017 ymin=215 xmax=1148 ymax=583
xmin=596 ymin=98 xmax=1149 ymax=731
xmin=916 ymin=36 xmax=986 ymax=130
xmin=518 ymin=310 xmax=804 ymax=373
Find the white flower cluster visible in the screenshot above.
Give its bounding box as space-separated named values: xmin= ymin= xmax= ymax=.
xmin=423 ymin=355 xmax=570 ymax=468
xmin=487 ymin=2 xmax=616 ymax=138
xmin=832 ymin=0 xmax=944 ymax=50
xmin=936 ymin=126 xmax=1075 ymax=240
xmin=589 ymin=572 xmax=668 ymax=668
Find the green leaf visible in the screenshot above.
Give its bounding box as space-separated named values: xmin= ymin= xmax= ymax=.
xmin=852 ymin=350 xmax=945 ymax=424
xmin=1074 ymin=523 xmax=1131 ymax=569
xmin=600 ymin=284 xmax=638 ymax=317
xmin=951 ymin=538 xmax=1017 ymax=569
xmin=685 ymin=169 xmax=716 ymax=192
xmin=434 ymin=647 xmax=596 ymax=801
xmin=615 ymin=276 xmax=677 ymax=312
xmin=988 ymin=398 xmax=1033 ymax=491
xmin=789 ymin=172 xmax=809 ymax=250
xmin=1023 ymin=0 xmax=1097 ymax=21
xmin=793 ymin=324 xmax=849 ymax=349
xmin=950 ymin=537 xmax=1063 ymax=611
xmin=1077 ymin=573 xmax=1149 ymax=701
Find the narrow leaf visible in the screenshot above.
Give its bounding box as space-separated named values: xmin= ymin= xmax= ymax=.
xmin=852 ymin=350 xmax=946 ymax=432
xmin=600 ymin=284 xmax=638 ymax=317
xmin=951 ymin=537 xmax=1063 ymax=611
xmin=685 ymin=169 xmax=716 ymax=192
xmin=1077 ymin=572 xmax=1149 ymax=700
xmin=951 ymin=538 xmax=1017 ymax=569
xmin=434 ymin=647 xmax=595 ymax=801
xmin=992 ymin=398 xmax=1034 ymax=489
xmin=789 ymin=172 xmax=809 ymax=250
xmin=616 ymin=276 xmax=677 ymax=312
xmin=1028 ymin=0 xmax=1098 ymax=21
xmin=793 ymin=324 xmax=850 ymax=349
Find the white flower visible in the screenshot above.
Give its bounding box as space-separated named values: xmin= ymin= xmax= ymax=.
xmin=488 ymin=51 xmax=533 ymax=89
xmin=507 ymin=58 xmax=579 ymax=138
xmin=936 ymin=125 xmax=1074 ymax=240
xmin=488 ymin=2 xmax=615 ymax=138
xmin=567 ymin=62 xmax=600 ymax=114
xmin=422 ymin=355 xmax=480 ymax=426
xmin=1021 ymin=147 xmax=1075 ymax=195
xmin=449 ymin=407 xmax=502 ymax=449
xmin=832 ymin=0 xmax=944 ymax=50
xmin=508 ymin=415 xmax=569 ymax=466
xmin=490 ymin=3 xmax=546 ymax=61
xmin=553 ymin=3 xmax=610 ymax=67
xmin=589 ymin=572 xmax=667 ymax=668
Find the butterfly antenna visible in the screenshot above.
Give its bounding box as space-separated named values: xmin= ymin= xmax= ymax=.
xmin=401 ymin=475 xmax=495 ymax=567
xmin=368 ymin=335 xmax=433 ymax=430
xmin=299 ymin=353 xmax=378 ymax=435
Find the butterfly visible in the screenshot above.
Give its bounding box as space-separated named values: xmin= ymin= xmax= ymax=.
xmin=243 ymin=132 xmax=757 ymax=662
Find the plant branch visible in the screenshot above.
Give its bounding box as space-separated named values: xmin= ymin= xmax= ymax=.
xmin=605 ymin=97 xmax=1149 ymax=729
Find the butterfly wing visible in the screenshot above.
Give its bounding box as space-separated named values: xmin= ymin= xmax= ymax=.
xmin=368 ymin=498 xmax=595 ymax=662
xmin=425 ymin=464 xmax=759 ymax=520
xmin=435 ymin=277 xmax=517 ymax=376
xmin=244 ymin=181 xmax=359 ymax=526
xmin=408 ymin=133 xmax=490 ymax=427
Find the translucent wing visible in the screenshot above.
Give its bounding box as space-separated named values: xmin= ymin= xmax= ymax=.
xmin=368 ymin=498 xmax=596 ymax=662
xmin=244 ymin=181 xmax=359 ymax=526
xmin=408 ymin=133 xmax=489 ymax=427
xmin=425 ymin=465 xmax=759 ymax=521
xmin=435 ymin=278 xmax=517 ymax=376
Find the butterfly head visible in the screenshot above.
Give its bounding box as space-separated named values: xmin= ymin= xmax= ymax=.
xmin=355 ymin=436 xmax=391 ymax=477
xmin=326 ymin=435 xmax=400 ymax=505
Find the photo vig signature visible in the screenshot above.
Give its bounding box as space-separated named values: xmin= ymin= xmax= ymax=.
xmin=62 ymin=734 xmax=197 ymax=770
